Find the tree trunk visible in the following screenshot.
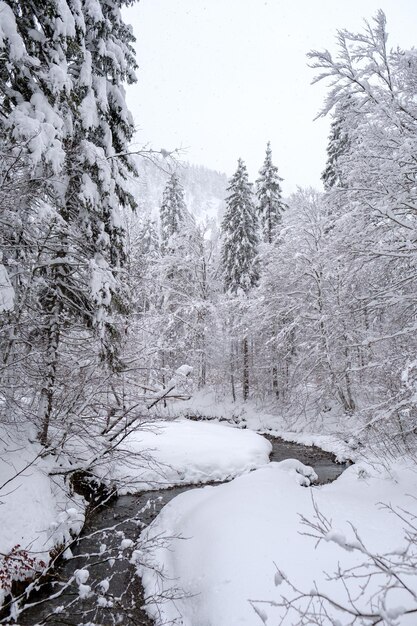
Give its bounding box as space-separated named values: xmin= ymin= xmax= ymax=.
xmin=243 ymin=336 xmax=249 ymax=401
xmin=38 ymin=301 xmax=61 ymax=446
xmin=200 ymin=352 xmax=206 ymax=389
xmin=161 ymin=350 xmax=167 ymax=408
xmin=272 ymin=365 xmax=279 ymax=398
xmin=230 ymin=340 xmax=236 ymax=402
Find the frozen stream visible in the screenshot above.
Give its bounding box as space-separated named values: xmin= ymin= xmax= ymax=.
xmin=18 ymin=437 xmax=348 ymax=626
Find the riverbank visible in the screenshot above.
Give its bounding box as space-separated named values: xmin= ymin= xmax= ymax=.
xmin=138 ymin=455 xmax=417 ymax=625
xmin=0 ymin=419 xmax=270 ymax=618
xmin=3 ymin=412 xmax=415 ymax=626
xmin=14 ymin=436 xmax=346 ymax=625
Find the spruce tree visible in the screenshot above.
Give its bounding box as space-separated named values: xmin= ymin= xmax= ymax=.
xmin=158 ymin=172 xmax=201 ymax=381
xmin=141 ymin=218 xmax=160 ymax=258
xmin=160 ymin=173 xmax=188 ymax=252
xmin=0 ymin=0 xmax=139 ymax=444
xmin=321 ymin=97 xmax=353 ymax=190
xmin=256 ymin=142 xmax=285 ymax=243
xmin=221 ymin=158 xmax=259 ymax=294
xmin=221 ymin=158 xmax=258 ymax=401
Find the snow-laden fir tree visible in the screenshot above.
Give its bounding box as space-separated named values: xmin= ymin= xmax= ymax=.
xmin=254 ymin=143 xmax=286 ymax=398
xmin=221 ymin=158 xmax=258 ymax=401
xmin=256 ymin=142 xmax=285 ymax=243
xmin=157 ymin=172 xmax=204 ymax=386
xmin=221 ymin=158 xmax=259 ymax=294
xmin=321 ymin=97 xmax=354 ymax=190
xmin=160 ymin=173 xmax=188 ymax=252
xmin=140 ymin=218 xmax=160 ymax=259
xmin=0 ymin=0 xmax=138 ymax=444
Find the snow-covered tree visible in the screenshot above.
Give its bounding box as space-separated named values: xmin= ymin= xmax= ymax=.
xmin=0 ymin=0 xmax=139 ymax=444
xmin=221 ymin=158 xmax=258 ymax=294
xmin=160 ymin=173 xmax=188 ymax=252
xmin=321 ymin=96 xmax=357 ymax=190
xmin=306 ymin=9 xmax=417 ymax=444
xmin=220 ymin=159 xmax=259 ymax=401
xmin=256 ymin=142 xmax=285 ymax=243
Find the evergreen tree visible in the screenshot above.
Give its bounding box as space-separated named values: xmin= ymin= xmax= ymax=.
xmin=160 ymin=173 xmax=188 ymax=252
xmin=141 ymin=218 xmax=160 ymax=258
xmin=221 ymin=158 xmax=259 ymax=294
xmin=221 ymin=158 xmax=258 ymax=401
xmin=0 ymin=0 xmax=138 ymax=444
xmin=321 ymin=97 xmax=354 ymax=190
xmin=256 ymin=142 xmax=285 ymax=243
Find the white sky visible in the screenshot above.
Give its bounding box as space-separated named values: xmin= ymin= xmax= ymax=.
xmin=124 ymin=0 xmax=417 ymax=194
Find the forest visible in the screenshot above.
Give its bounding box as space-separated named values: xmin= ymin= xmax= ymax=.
xmin=0 ymin=2 xmax=417 ymax=625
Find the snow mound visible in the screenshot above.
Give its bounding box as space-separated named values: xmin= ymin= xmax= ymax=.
xmin=137 ymin=460 xmax=417 ymax=626
xmin=107 ymin=419 xmax=272 ymax=493
xmin=0 ymin=432 xmax=85 ymax=605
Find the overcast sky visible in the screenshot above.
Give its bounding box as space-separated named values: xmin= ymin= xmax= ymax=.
xmin=124 ymin=1 xmax=417 ymax=194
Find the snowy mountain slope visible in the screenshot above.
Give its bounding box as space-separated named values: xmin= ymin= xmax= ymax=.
xmin=132 ymin=156 xmax=228 ymax=224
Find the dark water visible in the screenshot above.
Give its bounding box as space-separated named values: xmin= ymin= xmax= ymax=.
xmin=17 ymin=489 xmax=186 ymax=626
xmin=268 ymin=436 xmax=349 ymax=484
xmin=15 ymin=437 xmax=348 ymax=626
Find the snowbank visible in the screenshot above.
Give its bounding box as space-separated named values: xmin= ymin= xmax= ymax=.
xmin=0 ymin=430 xmax=85 ymax=605
xmin=0 ymin=417 xmax=269 ymax=603
xmin=178 ymin=390 xmax=357 ymax=461
xmin=106 ymin=419 xmax=272 ymax=493
xmin=137 ymin=458 xmax=417 ymax=625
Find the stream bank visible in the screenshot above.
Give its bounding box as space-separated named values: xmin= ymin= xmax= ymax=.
xmin=16 ymin=436 xmax=348 ymax=626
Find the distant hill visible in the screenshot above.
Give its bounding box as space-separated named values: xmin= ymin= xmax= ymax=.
xmin=132 ymin=156 xmax=228 ymax=225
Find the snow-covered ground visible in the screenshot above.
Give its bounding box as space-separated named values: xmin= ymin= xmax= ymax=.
xmin=178 ymin=389 xmax=356 ymax=461
xmin=3 ymin=414 xmax=416 ymax=625
xmin=104 ymin=419 xmax=272 ymax=493
xmin=137 ymin=458 xmax=417 ymax=625
xmin=0 ymin=428 xmax=84 ymax=605
xmin=0 ymin=419 xmax=270 ymax=603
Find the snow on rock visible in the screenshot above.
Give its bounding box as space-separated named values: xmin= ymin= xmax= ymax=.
xmin=77 ymin=583 xmax=91 ymax=599
xmin=275 ymin=458 xmax=318 ymax=485
xmin=98 ymin=578 xmax=110 ymax=594
xmin=137 ymin=459 xmax=417 ymax=626
xmin=105 ymin=419 xmax=271 ymax=493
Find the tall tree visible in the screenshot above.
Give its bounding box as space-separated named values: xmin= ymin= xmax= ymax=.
xmin=221 ymin=158 xmax=258 ymax=401
xmin=160 ymin=173 xmax=188 ymax=252
xmin=0 ymin=0 xmax=138 ymax=444
xmin=256 ymin=142 xmax=285 ymax=243
xmin=255 ymin=142 xmax=286 ymax=394
xmin=221 ymin=158 xmax=258 ymax=294
xmin=308 ymin=9 xmax=417 ymax=439
xmin=321 ymin=97 xmax=355 ymax=190
xmin=157 ymin=173 xmax=206 ymax=388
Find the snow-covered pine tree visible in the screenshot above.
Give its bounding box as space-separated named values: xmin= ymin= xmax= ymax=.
xmin=158 ymin=172 xmax=196 ymax=387
xmin=0 ymin=0 xmax=139 ymax=444
xmin=221 ymin=158 xmax=258 ymax=294
xmin=321 ymin=97 xmax=354 ymax=190
xmin=256 ymin=142 xmax=285 ymax=243
xmin=254 ymin=143 xmax=286 ymax=395
xmin=160 ymin=173 xmax=188 ymax=252
xmin=221 ymin=158 xmax=258 ymax=401
xmin=141 ymin=218 xmax=160 ymax=259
